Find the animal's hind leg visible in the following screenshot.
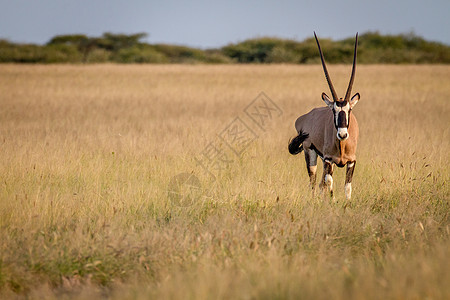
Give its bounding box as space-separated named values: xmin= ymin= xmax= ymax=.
xmin=304 ymin=149 xmax=318 ymax=195
xmin=320 ymin=159 xmax=334 ymax=200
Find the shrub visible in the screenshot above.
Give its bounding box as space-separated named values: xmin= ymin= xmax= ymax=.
xmin=1 ymin=32 xmax=449 ymax=64
xmin=113 ymin=45 xmax=168 ymax=63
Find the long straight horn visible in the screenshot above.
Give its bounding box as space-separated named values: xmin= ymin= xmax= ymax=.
xmin=314 ymin=32 xmax=338 ymax=102
xmin=344 ymin=33 xmax=358 ymax=102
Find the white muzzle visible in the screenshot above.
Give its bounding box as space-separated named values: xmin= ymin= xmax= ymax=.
xmin=337 ymin=128 xmax=348 ymax=140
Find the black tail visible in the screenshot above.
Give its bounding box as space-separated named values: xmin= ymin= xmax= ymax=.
xmin=288 ymin=131 xmax=309 ymax=155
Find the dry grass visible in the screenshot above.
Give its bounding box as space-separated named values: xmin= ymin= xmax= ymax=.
xmin=0 ymin=64 xmax=449 ymax=299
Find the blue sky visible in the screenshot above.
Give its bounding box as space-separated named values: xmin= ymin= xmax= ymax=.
xmin=1 ymin=0 xmax=449 ymax=48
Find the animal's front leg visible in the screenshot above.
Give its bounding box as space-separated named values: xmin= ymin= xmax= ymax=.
xmin=322 ymin=159 xmax=334 ymax=199
xmin=345 ymin=161 xmax=356 ymax=200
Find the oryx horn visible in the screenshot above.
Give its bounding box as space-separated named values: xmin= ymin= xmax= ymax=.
xmin=314 ymin=32 xmax=338 ymax=102
xmin=344 ymin=33 xmax=358 ymax=102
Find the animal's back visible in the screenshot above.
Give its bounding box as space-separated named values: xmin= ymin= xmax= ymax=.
xmin=295 ymin=107 xmax=331 ymax=141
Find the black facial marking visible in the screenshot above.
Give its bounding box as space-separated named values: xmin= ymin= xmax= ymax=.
xmin=337 ymin=111 xmax=347 ymax=128
xmin=335 ymin=100 xmax=348 ymax=107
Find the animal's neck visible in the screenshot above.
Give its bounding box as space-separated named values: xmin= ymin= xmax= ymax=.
xmin=336 ymin=138 xmax=343 ymax=153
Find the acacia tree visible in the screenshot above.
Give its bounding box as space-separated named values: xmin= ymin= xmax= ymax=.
xmin=47 ymin=34 xmax=98 ymax=62
xmin=97 ymin=32 xmax=148 ymax=52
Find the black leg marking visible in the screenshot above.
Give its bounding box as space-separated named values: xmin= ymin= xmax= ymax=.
xmin=345 ymin=161 xmax=356 ymax=184
xmin=345 ymin=161 xmax=356 ymax=200
xmin=322 ymin=159 xmax=334 ymax=199
xmin=310 ymin=143 xmax=323 ymax=159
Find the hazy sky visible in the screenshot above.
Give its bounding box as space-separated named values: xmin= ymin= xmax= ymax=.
xmin=1 ymin=0 xmax=449 ymax=48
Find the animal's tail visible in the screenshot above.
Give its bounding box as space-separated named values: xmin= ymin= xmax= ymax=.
xmin=288 ymin=131 xmax=309 ymax=155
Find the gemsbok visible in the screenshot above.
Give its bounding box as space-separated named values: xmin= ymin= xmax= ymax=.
xmin=288 ymin=32 xmax=360 ymax=200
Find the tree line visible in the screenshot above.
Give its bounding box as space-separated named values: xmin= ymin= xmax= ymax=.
xmin=0 ymin=32 xmax=449 ymax=64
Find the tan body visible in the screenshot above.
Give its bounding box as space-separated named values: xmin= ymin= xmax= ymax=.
xmin=295 ymin=107 xmax=358 ymax=167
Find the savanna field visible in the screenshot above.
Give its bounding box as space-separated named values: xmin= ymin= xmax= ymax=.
xmin=0 ymin=64 xmax=449 ymax=299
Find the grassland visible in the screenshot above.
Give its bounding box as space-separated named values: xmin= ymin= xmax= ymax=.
xmin=0 ymin=64 xmax=449 ymax=299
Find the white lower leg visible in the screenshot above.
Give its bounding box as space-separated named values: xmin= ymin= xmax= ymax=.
xmin=345 ymin=183 xmax=352 ymax=200
xmin=309 ymin=166 xmax=317 ymax=187
xmin=325 ymin=174 xmax=333 ymax=193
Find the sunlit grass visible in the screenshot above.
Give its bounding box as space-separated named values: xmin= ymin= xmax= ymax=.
xmin=0 ymin=64 xmax=449 ymax=299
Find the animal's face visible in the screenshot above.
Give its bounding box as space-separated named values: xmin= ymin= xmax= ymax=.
xmin=322 ymin=93 xmax=360 ymax=141
xmin=315 ymin=32 xmax=360 ymax=141
xmin=334 ymin=99 xmax=351 ymax=140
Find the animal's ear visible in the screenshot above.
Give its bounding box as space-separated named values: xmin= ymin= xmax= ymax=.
xmin=322 ymin=93 xmax=333 ymax=109
xmin=349 ymin=93 xmax=360 ymax=109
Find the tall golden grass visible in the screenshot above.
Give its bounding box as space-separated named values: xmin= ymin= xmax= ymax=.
xmin=0 ymin=64 xmax=449 ymax=299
